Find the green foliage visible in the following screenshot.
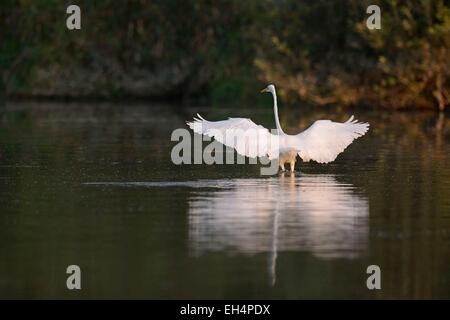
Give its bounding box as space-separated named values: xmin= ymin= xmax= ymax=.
xmin=0 ymin=0 xmax=449 ymax=109
xmin=255 ymin=0 xmax=450 ymax=110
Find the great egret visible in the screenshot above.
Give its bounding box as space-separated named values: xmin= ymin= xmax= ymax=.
xmin=187 ymin=84 xmax=369 ymax=172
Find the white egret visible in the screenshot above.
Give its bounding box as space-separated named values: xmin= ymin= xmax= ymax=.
xmin=187 ymin=84 xmax=369 ymax=172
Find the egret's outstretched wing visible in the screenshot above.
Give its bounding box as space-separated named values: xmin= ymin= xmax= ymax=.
xmin=187 ymin=114 xmax=279 ymax=159
xmin=296 ymin=116 xmax=369 ymax=164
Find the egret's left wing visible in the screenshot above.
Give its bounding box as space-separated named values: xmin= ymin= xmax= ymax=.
xmin=187 ymin=114 xmax=279 ymax=159
xmin=295 ymin=116 xmax=369 ymax=164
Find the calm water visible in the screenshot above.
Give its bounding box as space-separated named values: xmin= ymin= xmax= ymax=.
xmin=0 ymin=101 xmax=449 ymax=299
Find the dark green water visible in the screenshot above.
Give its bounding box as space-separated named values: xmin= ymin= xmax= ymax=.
xmin=0 ymin=101 xmax=449 ymax=299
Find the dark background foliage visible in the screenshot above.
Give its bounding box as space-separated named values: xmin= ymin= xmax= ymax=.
xmin=1 ymin=0 xmax=449 ymax=110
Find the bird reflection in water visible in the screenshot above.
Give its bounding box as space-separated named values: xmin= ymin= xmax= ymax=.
xmin=188 ymin=173 xmax=369 ymax=286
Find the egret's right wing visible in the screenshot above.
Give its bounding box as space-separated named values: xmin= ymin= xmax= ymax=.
xmin=187 ymin=114 xmax=279 ymax=159
xmin=295 ymin=115 xmax=369 ymax=164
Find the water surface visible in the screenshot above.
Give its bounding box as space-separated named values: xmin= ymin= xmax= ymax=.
xmin=0 ymin=101 xmax=449 ymax=299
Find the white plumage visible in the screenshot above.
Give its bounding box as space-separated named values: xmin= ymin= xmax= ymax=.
xmin=296 ymin=116 xmax=369 ymax=163
xmin=187 ymin=84 xmax=369 ymax=171
xmin=188 ymin=114 xmax=279 ymax=159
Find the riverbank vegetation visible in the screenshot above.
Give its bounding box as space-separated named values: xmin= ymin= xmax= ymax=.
xmin=1 ymin=0 xmax=449 ymax=110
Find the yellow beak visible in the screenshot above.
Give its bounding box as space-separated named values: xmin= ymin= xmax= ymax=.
xmin=260 ymin=88 xmax=268 ymax=93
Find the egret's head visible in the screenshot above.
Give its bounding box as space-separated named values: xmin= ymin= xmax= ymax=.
xmin=260 ymin=84 xmax=275 ymax=94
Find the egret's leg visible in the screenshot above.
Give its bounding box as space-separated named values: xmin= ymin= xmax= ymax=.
xmin=290 ymin=161 xmax=295 ymax=172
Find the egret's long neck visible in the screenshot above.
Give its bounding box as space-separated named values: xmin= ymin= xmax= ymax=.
xmin=271 ymin=90 xmax=285 ymax=135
